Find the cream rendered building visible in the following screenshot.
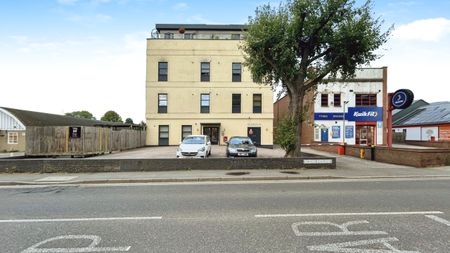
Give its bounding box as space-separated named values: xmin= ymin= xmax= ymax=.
xmin=146 ymin=24 xmax=273 ymax=147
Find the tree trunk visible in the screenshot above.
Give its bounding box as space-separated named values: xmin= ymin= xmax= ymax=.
xmin=289 ymin=88 xmax=305 ymax=157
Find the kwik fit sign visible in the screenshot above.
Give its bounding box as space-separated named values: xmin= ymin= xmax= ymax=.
xmin=347 ymin=107 xmax=383 ymax=121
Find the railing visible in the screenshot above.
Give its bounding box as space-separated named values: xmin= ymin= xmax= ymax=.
xmin=151 ymin=33 xmax=243 ymax=40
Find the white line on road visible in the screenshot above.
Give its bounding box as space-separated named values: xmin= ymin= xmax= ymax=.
xmin=0 ymin=216 xmax=162 ymax=223
xmin=425 ymin=215 xmax=450 ymax=226
xmin=255 ymin=211 xmax=443 ymax=218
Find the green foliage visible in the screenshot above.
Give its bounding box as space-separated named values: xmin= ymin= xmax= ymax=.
xmin=242 ymin=0 xmax=391 ymax=87
xmin=65 ymin=110 xmax=96 ymax=120
xmin=125 ymin=118 xmax=134 ymax=124
xmin=274 ymin=117 xmax=297 ymax=154
xmin=101 ymin=111 xmax=123 ymax=123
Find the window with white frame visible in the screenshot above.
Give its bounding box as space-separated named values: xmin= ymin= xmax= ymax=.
xmin=7 ymin=132 xmax=18 ymax=144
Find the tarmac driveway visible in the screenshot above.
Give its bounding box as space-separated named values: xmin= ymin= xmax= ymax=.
xmin=90 ymin=145 xmax=287 ymax=159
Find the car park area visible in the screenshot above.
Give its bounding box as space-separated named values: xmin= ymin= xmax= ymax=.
xmin=90 ymin=145 xmax=287 ymax=159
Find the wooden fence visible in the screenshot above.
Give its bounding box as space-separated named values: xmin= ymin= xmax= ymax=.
xmin=26 ymin=126 xmax=146 ymax=157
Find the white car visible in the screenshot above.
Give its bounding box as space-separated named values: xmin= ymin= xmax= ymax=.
xmin=176 ymin=135 xmax=211 ymax=158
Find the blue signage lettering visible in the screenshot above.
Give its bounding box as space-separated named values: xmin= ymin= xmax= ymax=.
xmin=347 ymin=107 xmax=383 ymax=122
xmin=314 ymin=113 xmax=346 ymax=121
xmin=392 ymin=91 xmax=407 ymax=108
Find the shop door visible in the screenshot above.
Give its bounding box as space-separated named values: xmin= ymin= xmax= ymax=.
xmin=248 ymin=127 xmax=261 ymax=146
xmin=357 ymin=126 xmax=375 ymax=146
xmin=321 ymin=128 xmax=329 ymax=142
xmin=203 ymin=127 xmax=219 ymax=145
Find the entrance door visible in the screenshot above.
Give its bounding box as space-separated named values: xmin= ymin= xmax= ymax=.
xmin=321 ymin=128 xmax=329 ymax=142
xmin=360 ymin=127 xmax=368 ymax=145
xmin=247 ymin=127 xmax=261 ymax=146
xmin=203 ymin=126 xmax=219 ymax=145
xmin=356 ymin=125 xmax=375 ymax=146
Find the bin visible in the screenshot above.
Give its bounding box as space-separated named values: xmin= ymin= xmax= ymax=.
xmin=338 ymin=144 xmax=345 ymax=155
xmin=359 ymin=148 xmax=365 ymax=159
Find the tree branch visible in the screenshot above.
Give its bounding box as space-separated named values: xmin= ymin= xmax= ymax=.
xmin=307 ymin=48 xmax=332 ymax=65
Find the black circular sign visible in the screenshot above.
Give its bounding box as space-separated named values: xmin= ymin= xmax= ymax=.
xmin=392 ymin=89 xmax=414 ymax=109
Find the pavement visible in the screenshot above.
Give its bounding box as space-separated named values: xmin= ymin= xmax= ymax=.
xmin=1 ymin=148 xmax=450 ymax=186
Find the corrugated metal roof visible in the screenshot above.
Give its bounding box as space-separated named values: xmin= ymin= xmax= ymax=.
xmin=156 ymin=24 xmax=247 ymax=32
xmin=0 ymin=107 xmax=127 ymax=127
xmin=393 ymin=102 xmax=450 ymax=126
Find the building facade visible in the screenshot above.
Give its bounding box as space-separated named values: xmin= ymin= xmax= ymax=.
xmin=146 ymin=24 xmax=273 ymax=147
xmin=0 ymin=108 xmax=26 ymax=152
xmin=313 ymin=68 xmax=388 ymax=145
xmin=393 ymin=102 xmax=450 ymax=142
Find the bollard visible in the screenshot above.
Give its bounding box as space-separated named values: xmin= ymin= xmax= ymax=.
xmin=359 ymin=148 xmax=365 ymax=159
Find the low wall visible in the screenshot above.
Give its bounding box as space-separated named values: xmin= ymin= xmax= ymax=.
xmin=405 ymin=141 xmax=450 ymax=149
xmin=0 ymin=157 xmax=336 ymax=173
xmin=310 ymin=144 xmax=450 ymax=167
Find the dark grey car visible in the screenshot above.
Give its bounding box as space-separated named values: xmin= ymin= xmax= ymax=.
xmin=226 ymin=136 xmax=257 ymax=157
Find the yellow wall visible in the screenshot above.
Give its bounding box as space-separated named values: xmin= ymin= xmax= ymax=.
xmin=146 ymin=39 xmax=273 ymax=146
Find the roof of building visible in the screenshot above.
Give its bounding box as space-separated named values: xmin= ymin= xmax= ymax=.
xmin=392 ymin=99 xmax=429 ymax=125
xmin=155 ymin=24 xmax=247 ymax=32
xmin=393 ymin=102 xmax=450 ymax=127
xmin=0 ymin=107 xmax=129 ymax=127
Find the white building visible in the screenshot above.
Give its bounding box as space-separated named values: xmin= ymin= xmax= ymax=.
xmin=313 ymin=67 xmax=388 ymax=146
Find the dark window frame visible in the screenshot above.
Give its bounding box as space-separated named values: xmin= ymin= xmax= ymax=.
xmin=253 ymin=94 xmax=262 ymax=113
xmin=181 ymin=125 xmax=192 ymax=141
xmin=232 ymin=94 xmax=241 ymax=113
xmin=158 ymin=62 xmax=168 ymax=82
xmin=158 ymin=93 xmax=167 ymax=113
xmin=232 ymin=63 xmax=242 ymax=82
xmin=333 ymin=93 xmax=341 ymax=107
xmin=355 ymin=94 xmax=377 ymax=107
xmin=200 ymin=93 xmax=210 ymax=113
xmin=200 ymin=62 xmax=210 ymax=82
xmin=321 ymin=93 xmax=329 ymax=107
xmin=158 ymin=125 xmax=169 ymax=146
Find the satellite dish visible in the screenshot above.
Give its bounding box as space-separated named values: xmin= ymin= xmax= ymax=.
xmin=151 ymin=29 xmax=159 ymax=39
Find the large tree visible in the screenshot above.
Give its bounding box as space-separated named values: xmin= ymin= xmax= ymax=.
xmin=101 ymin=111 xmax=123 ymax=123
xmin=65 ymin=110 xmax=96 ymax=120
xmin=242 ymin=0 xmax=390 ymax=157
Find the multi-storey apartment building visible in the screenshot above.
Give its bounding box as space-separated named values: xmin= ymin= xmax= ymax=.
xmin=146 ymin=24 xmax=273 ymax=147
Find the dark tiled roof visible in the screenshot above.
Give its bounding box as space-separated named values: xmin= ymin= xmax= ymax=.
xmin=393 ymin=102 xmax=450 ymax=126
xmin=392 ymin=99 xmax=429 ymax=125
xmin=0 ymin=107 xmax=126 ymax=127
xmin=156 ymin=24 xmax=246 ymax=32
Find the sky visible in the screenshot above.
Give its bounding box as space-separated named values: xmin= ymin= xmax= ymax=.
xmin=1 ymin=0 xmax=450 ymax=122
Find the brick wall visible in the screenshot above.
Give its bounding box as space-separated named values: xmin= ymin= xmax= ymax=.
xmin=0 ymin=157 xmax=336 ymax=173
xmin=310 ymin=143 xmax=450 ymax=167
xmin=405 ymin=141 xmax=450 ymax=149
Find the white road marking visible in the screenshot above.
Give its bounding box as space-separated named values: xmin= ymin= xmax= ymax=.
xmin=292 ymin=220 xmax=387 ymax=236
xmin=0 ymin=216 xmax=162 ymax=223
xmin=307 ymin=237 xmax=420 ymax=253
xmin=22 ymin=235 xmax=130 ymax=253
xmin=255 ymin=211 xmax=443 ymax=218
xmin=35 ymin=176 xmax=78 ymax=182
xmin=425 ymin=215 xmax=450 ymax=226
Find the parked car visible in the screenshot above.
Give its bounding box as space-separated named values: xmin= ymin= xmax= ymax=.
xmin=226 ymin=136 xmax=257 ymax=157
xmin=176 ymin=135 xmax=211 ymax=158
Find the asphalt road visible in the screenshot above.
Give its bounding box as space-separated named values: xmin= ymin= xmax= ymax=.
xmin=1 ymin=178 xmax=449 ymax=252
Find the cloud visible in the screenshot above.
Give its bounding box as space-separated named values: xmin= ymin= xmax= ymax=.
xmin=173 ymin=2 xmax=188 ymax=11
xmin=393 ymin=18 xmax=450 ymax=42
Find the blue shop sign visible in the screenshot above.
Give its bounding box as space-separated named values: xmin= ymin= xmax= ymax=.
xmin=332 ymin=126 xmax=341 ymax=139
xmin=314 ymin=113 xmax=346 ymax=120
xmin=347 ymin=107 xmax=383 ymax=122
xmin=345 ymin=125 xmax=354 ymax=139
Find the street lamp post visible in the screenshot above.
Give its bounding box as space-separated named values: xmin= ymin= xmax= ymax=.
xmin=343 ymin=101 xmax=349 ymax=144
